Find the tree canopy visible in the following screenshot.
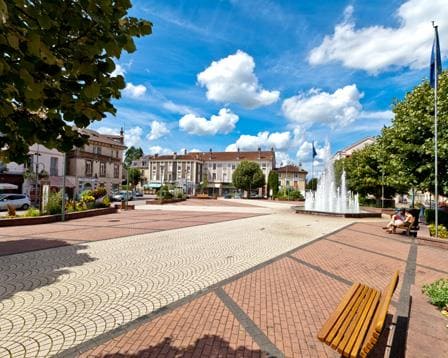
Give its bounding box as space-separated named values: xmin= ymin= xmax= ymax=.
xmin=127 ymin=167 xmax=142 ymax=187
xmin=232 ymin=160 xmax=265 ymax=197
xmin=378 ymin=71 xmax=448 ymax=195
xmin=0 ymin=0 xmax=152 ymax=163
xmin=267 ymin=170 xmax=279 ymax=197
xmin=124 ymin=146 xmax=143 ymax=168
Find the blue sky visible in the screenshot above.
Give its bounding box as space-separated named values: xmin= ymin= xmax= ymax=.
xmin=91 ymin=0 xmax=447 ymax=171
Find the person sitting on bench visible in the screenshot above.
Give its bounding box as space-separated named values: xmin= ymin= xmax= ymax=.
xmin=385 ymin=209 xmax=414 ymax=233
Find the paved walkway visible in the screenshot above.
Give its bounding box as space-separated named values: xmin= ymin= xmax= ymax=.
xmin=1 ymin=202 xmax=447 ymax=357
xmin=0 ymin=205 xmax=350 ymax=357
xmin=75 ymin=223 xmax=448 ymax=358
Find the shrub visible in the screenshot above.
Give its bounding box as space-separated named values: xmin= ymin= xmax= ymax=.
xmin=428 ymin=224 xmax=448 ymax=239
xmin=422 ymin=278 xmax=448 ymax=309
xmin=102 ymin=196 xmax=110 ymax=207
xmin=424 ymin=209 xmax=448 ymax=227
xmin=157 ymin=185 xmax=173 ymax=199
xmin=277 ymin=188 xmax=304 ymax=201
xmin=23 ymin=208 xmax=40 ymax=217
xmin=46 ymin=191 xmax=62 ymax=215
xmin=92 ymin=187 xmax=107 ymax=199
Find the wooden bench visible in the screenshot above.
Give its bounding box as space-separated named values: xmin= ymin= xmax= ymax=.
xmin=317 ymin=271 xmax=399 ymax=358
xmin=396 ymin=209 xmax=420 ymax=237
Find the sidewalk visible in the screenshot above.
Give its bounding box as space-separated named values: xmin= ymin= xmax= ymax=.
xmin=67 ymin=221 xmax=447 ymax=358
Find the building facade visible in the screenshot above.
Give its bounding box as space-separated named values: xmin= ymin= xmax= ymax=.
xmin=333 ymin=137 xmax=376 ymax=160
xmin=276 ymin=164 xmax=308 ymax=193
xmin=133 ymin=148 xmax=276 ymax=197
xmin=66 ymin=129 xmax=126 ymax=195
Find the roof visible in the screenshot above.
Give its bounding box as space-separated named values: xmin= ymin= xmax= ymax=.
xmin=337 ymin=136 xmax=376 ymax=154
xmin=276 ymin=165 xmax=307 ymax=174
xmin=149 ymin=150 xmax=275 ymax=162
xmin=77 ymin=128 xmax=126 ymax=148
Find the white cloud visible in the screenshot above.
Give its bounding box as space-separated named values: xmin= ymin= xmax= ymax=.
xmin=282 ymin=85 xmax=363 ymax=128
xmin=275 ymin=151 xmax=293 ymax=167
xmin=147 ymin=146 xmax=173 ymax=155
xmin=309 ymin=0 xmax=448 ymax=73
xmin=123 ymin=83 xmax=147 ymax=98
xmin=197 ymin=50 xmax=280 ymax=109
xmin=111 ymin=64 xmax=125 ymax=77
xmin=225 ymin=131 xmax=291 ymax=152
xmin=96 ymin=126 xmax=143 ymax=148
xmin=179 ymin=108 xmax=239 ymax=135
xmin=147 ymin=121 xmax=169 ymax=141
xmin=162 ymin=100 xmax=192 ymax=115
xmin=359 ymin=110 xmax=394 ymax=120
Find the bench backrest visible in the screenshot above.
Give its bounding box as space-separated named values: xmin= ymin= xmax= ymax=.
xmin=359 ymin=270 xmax=399 ymax=357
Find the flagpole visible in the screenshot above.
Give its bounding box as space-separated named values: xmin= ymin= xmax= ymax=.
xmin=433 ymin=22 xmax=439 ymax=239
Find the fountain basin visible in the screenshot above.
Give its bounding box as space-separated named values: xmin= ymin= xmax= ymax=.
xmin=293 ymin=207 xmax=382 ymax=218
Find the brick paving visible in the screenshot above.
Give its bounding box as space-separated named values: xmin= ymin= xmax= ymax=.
xmin=1 ymin=203 xmax=447 ymax=358
xmin=0 ymin=206 xmax=350 ymax=357
xmin=79 ymin=221 xmax=447 ymax=358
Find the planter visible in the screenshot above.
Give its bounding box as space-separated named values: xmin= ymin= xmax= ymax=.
xmin=146 ymin=198 xmax=186 ymax=205
xmin=190 ymin=195 xmax=217 ymax=200
xmin=114 ymin=203 xmax=135 ymax=210
xmin=0 ymin=207 xmax=117 ymax=227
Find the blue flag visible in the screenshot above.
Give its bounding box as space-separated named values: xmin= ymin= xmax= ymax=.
xmin=312 ymin=142 xmax=317 ymax=158
xmin=430 ymin=26 xmax=442 ymax=88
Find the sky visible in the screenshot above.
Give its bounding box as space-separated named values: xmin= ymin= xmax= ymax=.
xmin=91 ymin=0 xmax=448 ymax=173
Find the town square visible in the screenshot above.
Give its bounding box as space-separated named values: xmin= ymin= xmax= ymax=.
xmin=1 ymin=1 xmax=448 ymax=357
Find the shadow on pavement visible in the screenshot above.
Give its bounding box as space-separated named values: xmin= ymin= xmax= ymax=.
xmin=0 ymin=239 xmax=95 ymax=301
xmin=101 ymin=335 xmax=264 ymax=357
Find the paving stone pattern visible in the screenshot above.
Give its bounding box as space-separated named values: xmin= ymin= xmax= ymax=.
xmin=0 ymin=211 xmax=348 ymax=357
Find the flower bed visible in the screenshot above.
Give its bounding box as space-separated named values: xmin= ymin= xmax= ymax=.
xmin=146 ymin=198 xmax=186 ymax=205
xmin=190 ymin=194 xmax=217 ymax=199
xmin=0 ymin=207 xmax=117 ymax=227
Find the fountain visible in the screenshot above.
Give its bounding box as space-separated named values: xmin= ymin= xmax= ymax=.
xmin=294 ymin=148 xmax=381 ymax=218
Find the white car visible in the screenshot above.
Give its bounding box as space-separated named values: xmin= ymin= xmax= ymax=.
xmin=112 ymin=191 xmax=134 ymax=201
xmin=0 ymin=194 xmax=31 ymax=210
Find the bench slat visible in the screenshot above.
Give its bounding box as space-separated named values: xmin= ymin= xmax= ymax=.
xmin=360 ymin=271 xmax=399 ymax=358
xmin=346 ymin=290 xmax=380 ymax=358
xmin=332 ymin=286 xmax=377 ymax=352
xmin=317 ymin=283 xmax=362 ymax=342
xmin=326 ymin=284 xmax=366 ymax=344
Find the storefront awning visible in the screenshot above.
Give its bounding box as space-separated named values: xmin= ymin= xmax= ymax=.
xmin=144 ymin=183 xmax=162 ymax=189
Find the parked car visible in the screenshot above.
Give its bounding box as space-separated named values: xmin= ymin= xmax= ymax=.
xmin=112 ymin=191 xmax=134 ymax=201
xmin=134 ymin=191 xmax=144 ymax=197
xmin=0 ymin=193 xmax=31 ymax=210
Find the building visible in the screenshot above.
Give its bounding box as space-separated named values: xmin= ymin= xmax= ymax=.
xmin=276 ymin=164 xmax=308 ymax=193
xmin=0 ymin=128 xmax=126 ymax=198
xmin=133 ymin=148 xmax=276 ymax=197
xmin=203 ymin=148 xmax=275 ymax=197
xmin=66 ymin=128 xmax=126 ymax=195
xmin=333 ymin=137 xmax=376 ymax=160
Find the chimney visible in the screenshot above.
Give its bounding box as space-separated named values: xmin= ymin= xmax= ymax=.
xmin=209 ymin=148 xmax=212 ymax=160
xmin=271 ymin=147 xmax=274 ymax=152
xmin=258 ymin=146 xmax=261 ymax=159
xmin=155 ymin=153 xmax=158 ymax=158
xmin=184 ymin=149 xmax=187 ymax=155
xmin=237 ymin=147 xmax=240 ymax=160
xmin=173 ymin=151 xmax=177 ymax=160
xmin=120 ymin=127 xmax=124 ymax=144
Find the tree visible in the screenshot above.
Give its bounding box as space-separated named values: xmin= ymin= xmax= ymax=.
xmin=0 ymin=1 xmax=152 ymax=163
xmin=128 ymin=167 xmax=142 ymax=188
xmin=267 ymin=170 xmax=279 ymax=197
xmin=335 ymin=142 xmax=409 ymax=202
xmin=232 ymin=161 xmax=265 ymax=198
xmin=124 ymin=146 xmax=143 ymax=168
xmin=378 ymin=71 xmax=448 ymax=195
xmin=306 ymin=178 xmax=318 ymax=191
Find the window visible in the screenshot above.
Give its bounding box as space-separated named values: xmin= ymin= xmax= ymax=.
xmin=232 ymin=164 xmax=236 ymax=169
xmin=85 ymin=160 xmax=93 ymax=177
xmin=217 ymin=163 xmax=222 ymax=168
xmin=100 ymin=162 xmax=106 ymax=177
xmin=213 ymin=163 xmax=216 ymax=170
xmin=50 ymin=157 xmax=58 ymax=176
xmin=212 ymin=173 xmax=216 ymax=181
xmin=116 ymin=150 xmax=119 ymax=158
xmin=114 ymin=164 xmax=119 ymax=178
xmin=96 ymin=146 xmax=102 ymax=155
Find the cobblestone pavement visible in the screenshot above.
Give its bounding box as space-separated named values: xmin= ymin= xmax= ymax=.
xmin=79 ymin=221 xmax=448 ymax=358
xmin=0 ymin=210 xmax=262 ymax=256
xmin=0 ymin=206 xmax=352 ymax=357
